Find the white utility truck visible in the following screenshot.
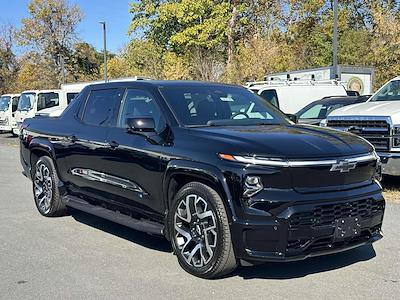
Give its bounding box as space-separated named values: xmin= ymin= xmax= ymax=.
xmin=0 ymin=94 xmax=20 ymax=133
xmin=12 ymin=84 xmax=83 ymax=135
xmin=327 ymin=76 xmax=400 ymax=176
xmin=35 ymin=76 xmax=153 ymax=118
xmin=247 ymin=80 xmax=348 ymax=114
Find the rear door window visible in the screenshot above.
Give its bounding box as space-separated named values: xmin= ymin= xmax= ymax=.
xmin=82 ymin=89 xmax=122 ymax=127
xmin=259 ymin=89 xmax=279 ymax=108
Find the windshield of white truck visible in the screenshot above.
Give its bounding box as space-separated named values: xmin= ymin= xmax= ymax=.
xmin=0 ymin=96 xmax=11 ymax=111
xmin=370 ymin=80 xmax=400 ymax=101
xmin=17 ymin=93 xmax=36 ymax=111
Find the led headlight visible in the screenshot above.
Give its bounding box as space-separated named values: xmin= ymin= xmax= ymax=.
xmin=243 ymin=176 xmax=263 ymax=198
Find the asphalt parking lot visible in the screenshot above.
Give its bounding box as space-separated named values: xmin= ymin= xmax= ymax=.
xmin=0 ymin=133 xmax=399 ymax=299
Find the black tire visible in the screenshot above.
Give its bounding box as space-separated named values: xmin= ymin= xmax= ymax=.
xmin=32 ymin=156 xmax=66 ymax=217
xmin=169 ymin=182 xmax=237 ymax=279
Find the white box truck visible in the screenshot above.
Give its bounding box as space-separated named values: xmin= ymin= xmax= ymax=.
xmin=0 ymin=94 xmax=20 ymax=132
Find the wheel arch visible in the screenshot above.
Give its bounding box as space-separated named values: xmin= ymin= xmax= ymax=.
xmin=29 ymin=138 xmax=57 ymax=176
xmin=163 ymin=160 xmax=237 ymax=236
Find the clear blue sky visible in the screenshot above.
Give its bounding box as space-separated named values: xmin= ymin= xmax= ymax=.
xmin=0 ymin=0 xmax=133 ymax=53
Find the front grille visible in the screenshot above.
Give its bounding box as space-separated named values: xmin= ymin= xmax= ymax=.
xmin=327 ymin=118 xmax=391 ymax=151
xmin=0 ymin=120 xmax=7 ymax=125
xmin=362 ymin=137 xmax=390 ymax=151
xmin=289 ymin=199 xmax=385 ymax=229
xmin=327 ymin=119 xmax=390 ymax=132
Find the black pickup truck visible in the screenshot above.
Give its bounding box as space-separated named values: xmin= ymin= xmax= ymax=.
xmin=19 ymin=80 xmax=385 ymax=278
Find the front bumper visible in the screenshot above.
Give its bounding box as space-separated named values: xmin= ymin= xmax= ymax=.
xmin=230 ymin=183 xmax=385 ymax=263
xmin=0 ymin=125 xmax=12 ymax=131
xmin=12 ymin=125 xmax=21 ymax=136
xmin=377 ymin=152 xmax=400 ymax=176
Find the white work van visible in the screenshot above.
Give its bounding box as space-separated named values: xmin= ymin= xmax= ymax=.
xmin=34 ymin=83 xmax=83 ymax=117
xmin=0 ymin=94 xmax=20 ymax=132
xmin=247 ymin=80 xmax=348 ymax=114
xmin=12 ymin=85 xmax=83 ymax=135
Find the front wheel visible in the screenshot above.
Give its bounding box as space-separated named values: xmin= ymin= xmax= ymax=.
xmin=169 ymin=182 xmax=237 ymax=278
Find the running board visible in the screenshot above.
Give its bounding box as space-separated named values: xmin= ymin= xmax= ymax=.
xmin=63 ymin=195 xmax=164 ymax=236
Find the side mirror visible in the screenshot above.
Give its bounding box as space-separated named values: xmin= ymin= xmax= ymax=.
xmin=126 ymin=117 xmax=156 ymax=133
xmin=286 ymin=114 xmax=298 ymax=123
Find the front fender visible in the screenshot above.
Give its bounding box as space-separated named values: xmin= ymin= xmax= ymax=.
xmin=29 ymin=137 xmax=56 ymax=160
xmin=163 ymin=160 xmax=237 ymax=222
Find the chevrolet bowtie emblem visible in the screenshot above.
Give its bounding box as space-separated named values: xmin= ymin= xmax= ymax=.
xmin=330 ymin=160 xmax=357 ymax=173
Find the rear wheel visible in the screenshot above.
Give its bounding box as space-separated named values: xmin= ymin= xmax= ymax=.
xmin=32 ymin=156 xmax=66 ymax=217
xmin=169 ymin=182 xmax=237 ymax=278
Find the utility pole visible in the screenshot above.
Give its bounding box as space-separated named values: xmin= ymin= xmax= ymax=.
xmin=99 ymin=21 xmax=108 ymax=82
xmin=332 ymin=0 xmax=338 ymax=80
xmin=60 ymin=54 xmax=66 ymax=85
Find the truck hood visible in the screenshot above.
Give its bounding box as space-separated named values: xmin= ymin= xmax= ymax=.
xmin=35 ymin=107 xmax=64 ymax=117
xmin=329 ymin=101 xmax=400 ymax=123
xmin=190 ymin=125 xmax=373 ymax=159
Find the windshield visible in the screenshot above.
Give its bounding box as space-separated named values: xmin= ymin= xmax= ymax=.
xmin=18 ymin=93 xmax=36 ymax=111
xmin=370 ymin=80 xmax=400 ymax=101
xmin=297 ymin=102 xmax=347 ymax=120
xmin=0 ymin=96 xmax=11 ymax=111
xmin=160 ymin=85 xmax=290 ymax=127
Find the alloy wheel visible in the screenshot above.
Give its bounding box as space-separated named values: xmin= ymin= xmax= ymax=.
xmin=174 ymin=194 xmax=218 ymax=268
xmin=34 ymin=163 xmax=53 ymax=214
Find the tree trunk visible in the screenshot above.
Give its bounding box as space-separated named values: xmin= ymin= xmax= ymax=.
xmin=227 ymin=1 xmax=239 ymax=67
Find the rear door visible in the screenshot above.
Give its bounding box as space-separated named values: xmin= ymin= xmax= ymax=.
xmin=60 ymin=87 xmax=124 ymax=203
xmin=103 ymin=88 xmax=167 ymax=219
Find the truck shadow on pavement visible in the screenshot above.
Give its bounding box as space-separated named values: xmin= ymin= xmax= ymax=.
xmin=69 ymin=209 xmax=173 ymax=253
xmin=69 ymin=208 xmax=377 ymax=280
xmin=234 ymin=245 xmax=376 ymax=279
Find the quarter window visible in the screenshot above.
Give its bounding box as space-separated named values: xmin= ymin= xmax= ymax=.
xmin=118 ymin=89 xmax=164 ymax=131
xmin=83 ymin=89 xmax=122 ymax=127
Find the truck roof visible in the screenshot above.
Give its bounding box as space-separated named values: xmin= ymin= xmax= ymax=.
xmin=246 ymin=79 xmax=345 ymax=89
xmin=85 ymin=80 xmax=238 ymax=89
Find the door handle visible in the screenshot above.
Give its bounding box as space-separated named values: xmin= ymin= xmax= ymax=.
xmin=67 ymin=135 xmax=77 ymax=143
xmin=107 ymin=141 xmax=119 ymax=149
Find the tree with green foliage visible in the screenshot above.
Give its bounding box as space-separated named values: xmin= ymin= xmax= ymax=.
xmin=0 ymin=25 xmax=19 ymax=94
xmin=66 ymin=42 xmax=102 ymax=82
xmin=17 ymin=0 xmax=84 ymax=87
